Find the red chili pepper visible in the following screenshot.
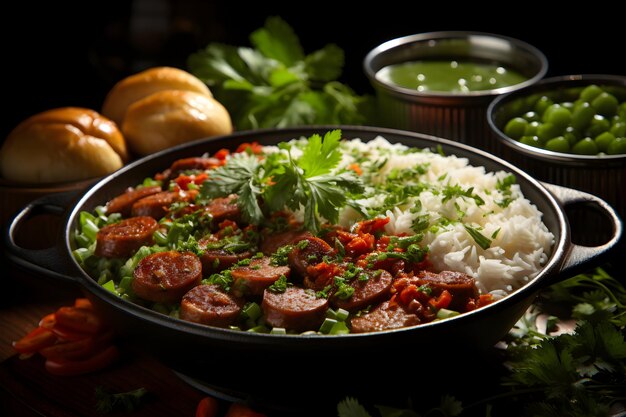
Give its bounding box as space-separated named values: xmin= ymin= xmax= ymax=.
xmin=353 ymin=217 xmax=390 ymax=234
xmin=55 ymin=306 xmax=102 ymax=334
xmin=345 ymin=234 xmax=375 ymax=256
xmin=195 ymin=396 xmax=220 ymax=417
xmin=44 ymin=345 xmax=120 ymax=376
xmin=12 ymin=327 xmax=57 ymax=355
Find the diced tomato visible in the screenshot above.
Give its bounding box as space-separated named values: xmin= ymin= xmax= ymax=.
xmin=429 ymin=290 xmax=453 ymax=310
xmin=12 ymin=327 xmax=57 ymax=354
xmin=353 ymin=217 xmax=390 ymax=234
xmin=347 ymin=163 xmax=362 ymax=176
xmin=224 ymin=403 xmax=267 ymax=417
xmin=213 ymin=148 xmax=230 ymax=160
xmin=55 ymin=306 xmax=102 ymax=334
xmin=477 ymin=294 xmax=494 ymax=307
xmin=235 ymin=141 xmax=263 ymax=154
xmin=345 ymin=234 xmax=375 ymax=256
xmin=196 ymin=396 xmax=220 ymax=417
xmin=44 ymin=345 xmax=120 ymax=376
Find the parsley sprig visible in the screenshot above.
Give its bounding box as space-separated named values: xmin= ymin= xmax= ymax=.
xmin=200 ymin=129 xmax=364 ymax=233
xmin=188 ymin=16 xmax=374 ymax=129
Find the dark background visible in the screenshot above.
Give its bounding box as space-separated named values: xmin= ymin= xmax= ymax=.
xmin=2 ymin=1 xmax=624 ymax=141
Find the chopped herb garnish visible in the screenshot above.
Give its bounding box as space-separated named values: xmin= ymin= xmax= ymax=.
xmin=463 ymin=224 xmax=492 ymax=250
xmin=268 ymin=274 xmax=290 ymax=293
xmin=95 ymin=386 xmax=149 ymax=414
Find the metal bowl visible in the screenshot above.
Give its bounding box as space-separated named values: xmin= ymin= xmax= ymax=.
xmin=487 ymin=74 xmax=626 ymax=246
xmin=363 ymin=31 xmax=548 ymax=153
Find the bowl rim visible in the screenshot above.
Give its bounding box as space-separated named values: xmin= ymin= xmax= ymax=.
xmin=487 ymin=73 xmax=626 ymax=164
xmin=363 ymin=30 xmax=549 ymax=99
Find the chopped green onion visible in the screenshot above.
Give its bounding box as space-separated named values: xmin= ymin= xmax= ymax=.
xmin=102 ymin=280 xmax=117 ymax=294
xmin=270 ymin=327 xmax=287 ymax=335
xmin=247 ymin=325 xmax=270 ymax=333
xmin=436 ymin=308 xmax=460 ymax=319
xmin=242 ymin=302 xmax=262 ymax=321
xmin=335 ymin=308 xmax=349 ymax=321
xmin=329 ymin=320 xmax=350 ymax=335
xmin=319 ymin=318 xmax=338 ymax=334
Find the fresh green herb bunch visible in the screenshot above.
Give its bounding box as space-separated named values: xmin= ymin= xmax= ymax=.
xmin=188 ymin=16 xmax=375 ymax=129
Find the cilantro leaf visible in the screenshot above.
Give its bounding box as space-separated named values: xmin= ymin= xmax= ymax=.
xmin=337 ymin=397 xmax=372 ymax=417
xmin=304 ymin=43 xmax=344 ymax=82
xmin=187 ymin=16 xmax=374 ymax=129
xmin=250 ymin=15 xmax=304 ymax=66
xmin=200 ymin=153 xmax=263 ymax=223
xmin=299 ymin=130 xmax=342 ymax=177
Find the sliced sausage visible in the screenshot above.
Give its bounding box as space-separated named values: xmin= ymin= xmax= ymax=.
xmin=131 ymin=190 xmax=197 ymax=220
xmin=415 ymin=270 xmax=479 ymax=311
xmin=132 ymin=251 xmax=202 ymax=304
xmin=262 ymin=286 xmax=328 ymax=332
xmin=180 ymin=284 xmax=243 ymax=327
xmin=231 ymin=257 xmax=290 ymax=297
xmin=200 ymin=249 xmax=252 ymax=275
xmin=205 ymin=195 xmax=240 ymax=224
xmin=95 ymin=216 xmax=158 ymax=258
xmin=165 ymin=156 xmax=221 ymax=181
xmin=105 ymin=185 xmax=162 ymax=217
xmin=332 ymin=269 xmax=394 ymax=312
xmin=287 ymin=236 xmax=334 ymax=277
xmin=350 ymin=301 xmax=420 ymax=333
xmin=259 ymin=229 xmax=313 ymax=256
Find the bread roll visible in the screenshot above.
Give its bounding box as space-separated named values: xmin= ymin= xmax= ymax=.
xmin=122 ymin=90 xmax=233 ymax=156
xmin=0 ymin=107 xmax=127 ymax=183
xmin=102 ymin=66 xmax=212 ymax=126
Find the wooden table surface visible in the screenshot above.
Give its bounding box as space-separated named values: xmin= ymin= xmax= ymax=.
xmin=0 ymin=263 xmax=209 ymax=417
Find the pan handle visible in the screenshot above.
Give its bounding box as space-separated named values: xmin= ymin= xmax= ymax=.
xmin=541 ymin=182 xmax=623 ymax=279
xmin=4 ymin=191 xmax=80 ymax=284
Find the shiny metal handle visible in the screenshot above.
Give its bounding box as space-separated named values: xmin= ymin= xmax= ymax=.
xmin=4 ymin=191 xmax=80 ymax=284
xmin=541 ymin=182 xmax=623 ymax=279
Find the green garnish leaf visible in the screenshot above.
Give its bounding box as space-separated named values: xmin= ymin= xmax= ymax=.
xmin=268 ymin=275 xmax=290 ymax=293
xmin=188 ymin=16 xmax=374 ymax=129
xmin=95 ymin=386 xmax=149 ymax=414
xmin=337 ymin=397 xmax=372 ymax=417
xmin=463 ymin=224 xmax=492 ymax=250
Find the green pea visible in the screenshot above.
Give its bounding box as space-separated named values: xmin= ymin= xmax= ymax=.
xmin=525 ymin=121 xmax=541 ymax=136
xmin=607 ymin=137 xmax=626 ymax=155
xmin=586 ymin=115 xmax=611 ymax=137
xmin=580 ymin=84 xmax=604 ymax=102
xmin=545 ymin=136 xmax=570 ymax=153
xmin=619 ymin=102 xmax=626 ymax=119
xmin=545 ymin=106 xmax=572 ymax=129
xmin=571 ymin=102 xmax=595 ymax=131
xmin=519 ymin=135 xmax=542 ymax=148
xmin=595 ymin=132 xmax=615 ymax=152
xmin=610 ymin=121 xmax=626 ymax=137
xmin=534 ymin=96 xmax=553 ymax=115
xmin=572 ymin=137 xmax=599 ymax=155
xmin=523 ymin=111 xmax=541 ymax=122
xmin=504 ymin=117 xmax=529 ymax=140
xmin=536 ymin=122 xmax=561 ymax=142
xmin=563 ymin=126 xmax=581 ymax=146
xmin=561 ymin=101 xmax=575 ymax=110
xmin=591 ymin=92 xmax=619 ymax=117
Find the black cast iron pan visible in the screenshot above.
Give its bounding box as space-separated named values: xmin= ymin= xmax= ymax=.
xmin=4 ymin=126 xmax=622 ymax=414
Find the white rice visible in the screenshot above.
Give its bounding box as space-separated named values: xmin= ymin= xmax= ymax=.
xmin=276 ymin=135 xmax=554 ymax=298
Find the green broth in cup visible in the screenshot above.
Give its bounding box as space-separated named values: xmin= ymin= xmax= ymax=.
xmin=376 ymin=60 xmax=528 ymax=93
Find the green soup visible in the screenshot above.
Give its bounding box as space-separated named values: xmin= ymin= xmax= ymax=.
xmin=376 ymin=60 xmax=528 ymax=93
